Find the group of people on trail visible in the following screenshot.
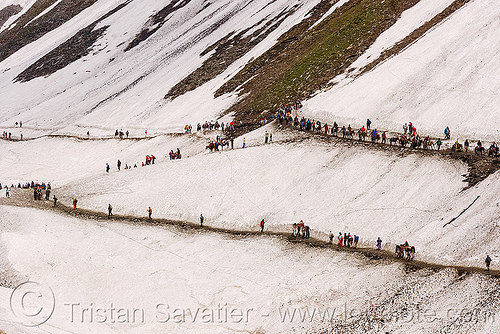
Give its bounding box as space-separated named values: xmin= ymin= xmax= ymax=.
xmin=2 ymin=131 xmax=12 ymax=140
xmin=197 ymin=120 xmax=237 ymax=133
xmin=193 ymin=120 xmax=239 ymax=133
xmin=277 ymin=102 xmax=302 ymax=118
xmin=451 ymin=139 xmax=498 ymax=157
xmin=206 ymin=131 xmax=272 ymax=150
xmin=20 ymin=180 xmax=56 ymax=205
xmin=169 ymin=149 xmax=181 ymax=160
xmin=395 ymin=241 xmax=415 ymax=261
xmin=292 ymin=220 xmax=311 ymax=238
xmin=2 ymin=181 xmax=49 ymax=190
xmin=206 ymin=135 xmax=234 ymax=152
xmin=145 ymin=154 xmax=156 ymax=165
xmin=276 ymin=103 xmax=500 ymax=155
xmin=330 ymin=232 xmax=359 ymax=248
xmin=403 ymin=122 xmax=418 ymax=137
xmin=31 ymin=183 xmax=51 ymax=201
xmin=0 ymin=122 xmax=23 ymax=140
xmin=36 ymin=187 xmax=51 ymax=201
xmin=106 ymin=154 xmax=157 ymax=173
xmin=114 ymin=129 xmax=130 ymax=139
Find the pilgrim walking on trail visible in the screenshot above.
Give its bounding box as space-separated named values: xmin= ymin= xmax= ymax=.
xmin=486 ymin=255 xmax=492 ymax=270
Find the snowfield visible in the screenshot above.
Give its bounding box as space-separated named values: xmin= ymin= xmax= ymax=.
xmin=0 ymin=0 xmax=497 ymax=142
xmin=1 ymin=204 xmax=500 ymax=334
xmin=0 ymin=0 xmax=324 ymax=135
xmin=1 ymin=124 xmax=499 ymax=268
xmin=1 ymin=0 xmax=500 ymax=332
xmin=305 ymin=0 xmax=500 ymax=141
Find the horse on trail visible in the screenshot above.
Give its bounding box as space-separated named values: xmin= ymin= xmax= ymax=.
xmin=396 ymin=244 xmax=415 ymax=261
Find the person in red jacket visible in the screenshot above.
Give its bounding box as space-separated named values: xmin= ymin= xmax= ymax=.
xmin=73 ymin=198 xmax=78 ymax=210
xmin=260 ymin=219 xmax=265 ymax=232
xmin=298 ymin=220 xmax=305 ymax=236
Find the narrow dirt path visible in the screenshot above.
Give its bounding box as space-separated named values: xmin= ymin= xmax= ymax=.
xmin=275 ymin=122 xmax=500 ymax=188
xmin=1 ymin=190 xmax=498 ymax=278
xmin=3 ymin=119 xmax=499 ymax=187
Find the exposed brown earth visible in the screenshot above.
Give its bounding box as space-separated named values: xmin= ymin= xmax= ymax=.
xmin=15 ymin=1 xmax=131 ymax=82
xmin=0 ymin=0 xmax=98 ymax=63
xmin=213 ymin=0 xmax=423 ymax=124
xmin=165 ymin=5 xmax=299 ymax=100
xmin=0 ymin=4 xmax=22 ymax=28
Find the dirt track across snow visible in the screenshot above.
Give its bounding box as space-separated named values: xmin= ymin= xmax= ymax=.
xmin=1 ymin=189 xmax=498 ymax=279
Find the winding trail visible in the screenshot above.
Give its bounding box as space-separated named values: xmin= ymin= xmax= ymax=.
xmin=3 ymin=119 xmax=499 ymax=188
xmin=1 ymin=189 xmax=499 ymax=279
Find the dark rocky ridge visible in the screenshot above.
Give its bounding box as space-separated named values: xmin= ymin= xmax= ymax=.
xmin=0 ymin=0 xmax=98 ymax=63
xmin=164 ymin=5 xmax=300 ymax=100
xmin=15 ymin=1 xmax=131 ymax=82
xmin=0 ymin=4 xmax=22 ymax=28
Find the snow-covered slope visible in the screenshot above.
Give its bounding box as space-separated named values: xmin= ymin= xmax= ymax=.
xmin=0 ymin=0 xmax=498 ymax=142
xmin=53 ymin=127 xmax=500 ymax=267
xmin=0 ymin=0 xmax=323 ymax=134
xmin=1 ymin=204 xmax=499 ymax=333
xmin=306 ymin=0 xmax=500 ymax=141
xmin=1 ymin=0 xmax=500 ymax=332
xmin=1 ymin=124 xmax=498 ymax=267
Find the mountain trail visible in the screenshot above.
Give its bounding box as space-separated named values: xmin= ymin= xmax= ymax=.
xmin=1 ymin=189 xmax=498 ymax=279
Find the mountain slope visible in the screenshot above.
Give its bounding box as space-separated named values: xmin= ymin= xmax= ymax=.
xmin=1 ymin=0 xmax=496 ymax=141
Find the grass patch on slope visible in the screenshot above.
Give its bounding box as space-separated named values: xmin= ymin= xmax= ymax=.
xmin=216 ymin=0 xmax=421 ymax=122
